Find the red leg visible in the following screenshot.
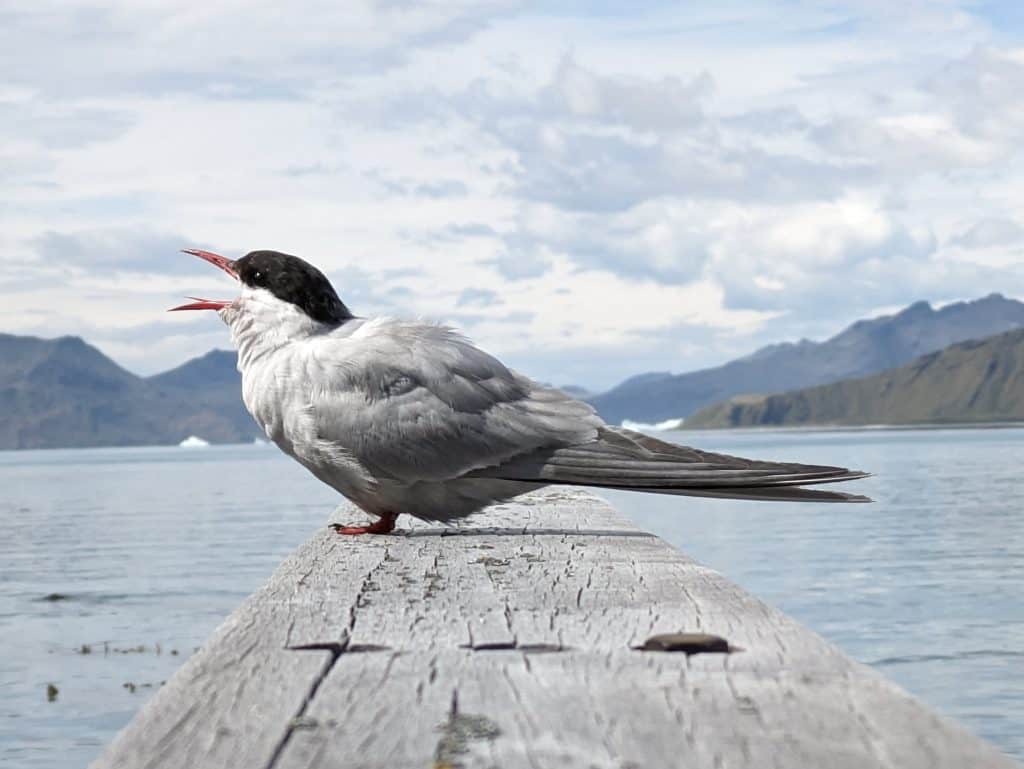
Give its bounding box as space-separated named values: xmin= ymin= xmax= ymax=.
xmin=331 ymin=512 xmax=398 ymax=536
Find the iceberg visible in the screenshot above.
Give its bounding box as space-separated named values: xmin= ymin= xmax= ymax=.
xmin=178 ymin=436 xmax=210 ymax=448
xmin=620 ymin=418 xmax=685 ymax=432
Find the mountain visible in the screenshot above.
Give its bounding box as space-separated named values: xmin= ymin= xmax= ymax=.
xmin=684 ymin=328 xmax=1024 ymax=428
xmin=0 ymin=335 xmax=260 ymax=450
xmin=555 ymin=385 xmax=593 ymax=399
xmin=145 ymin=350 xmax=260 ymax=445
xmin=587 ymin=293 xmax=1024 ymax=424
xmin=149 ymin=349 xmax=241 ymax=391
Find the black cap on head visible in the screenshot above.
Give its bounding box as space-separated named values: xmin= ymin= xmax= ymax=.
xmin=235 ymin=250 xmax=353 ymax=325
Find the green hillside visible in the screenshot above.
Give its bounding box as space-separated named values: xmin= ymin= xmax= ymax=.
xmin=684 ymin=329 xmax=1024 ymax=429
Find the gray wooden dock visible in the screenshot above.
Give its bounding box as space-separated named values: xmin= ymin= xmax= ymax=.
xmin=92 ymin=488 xmax=1017 ymax=769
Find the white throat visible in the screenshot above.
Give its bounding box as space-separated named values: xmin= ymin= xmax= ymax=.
xmin=220 ymin=286 xmax=331 ymax=370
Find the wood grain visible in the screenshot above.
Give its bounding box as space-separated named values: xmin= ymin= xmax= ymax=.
xmin=91 ymin=489 xmax=1018 ymax=769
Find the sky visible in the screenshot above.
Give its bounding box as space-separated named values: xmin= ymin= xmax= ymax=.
xmin=3 ymin=0 xmax=1024 ymax=392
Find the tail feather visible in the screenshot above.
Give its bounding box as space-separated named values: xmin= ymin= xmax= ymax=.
xmin=622 ymin=484 xmax=870 ymax=503
xmin=471 ymin=426 xmax=872 ymax=503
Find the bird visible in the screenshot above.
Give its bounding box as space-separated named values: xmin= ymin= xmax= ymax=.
xmin=170 ymin=248 xmax=870 ymax=535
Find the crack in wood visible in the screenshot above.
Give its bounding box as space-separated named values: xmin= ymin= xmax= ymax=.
xmin=432 ymin=689 xmax=502 ymax=769
xmin=263 ymin=646 xmax=342 ymax=769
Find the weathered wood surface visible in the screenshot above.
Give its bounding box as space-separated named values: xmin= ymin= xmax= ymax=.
xmin=91 ymin=488 xmax=1018 ymax=769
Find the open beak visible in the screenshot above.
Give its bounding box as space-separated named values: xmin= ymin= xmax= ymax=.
xmin=169 ymin=248 xmax=239 ymax=312
xmin=182 ymin=248 xmax=238 ymax=279
xmin=169 ymin=296 xmax=233 ymax=312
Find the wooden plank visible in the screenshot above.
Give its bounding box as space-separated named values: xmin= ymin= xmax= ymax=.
xmin=91 ymin=488 xmax=1018 ymax=769
xmin=277 ymin=651 xmax=1013 ymax=769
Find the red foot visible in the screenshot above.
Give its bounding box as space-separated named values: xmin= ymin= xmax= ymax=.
xmin=331 ymin=513 xmax=398 ymax=536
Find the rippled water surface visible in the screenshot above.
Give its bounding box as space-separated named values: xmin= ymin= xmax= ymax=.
xmin=2 ymin=428 xmax=1022 ymax=767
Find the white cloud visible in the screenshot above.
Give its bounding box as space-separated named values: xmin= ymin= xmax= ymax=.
xmin=813 ymin=112 xmax=999 ymax=171
xmin=539 ymin=55 xmax=712 ymax=134
xmin=953 ymin=217 xmax=1024 ymax=248
xmin=2 ymin=1 xmax=1023 ymax=391
xmin=710 ymin=197 xmax=939 ymax=312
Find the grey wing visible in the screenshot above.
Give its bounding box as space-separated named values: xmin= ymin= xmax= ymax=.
xmin=310 ymin=321 xmax=602 ymax=483
xmin=468 ymin=427 xmax=872 ymax=502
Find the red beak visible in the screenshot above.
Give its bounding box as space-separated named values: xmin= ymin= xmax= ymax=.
xmin=181 ymin=248 xmax=239 ymax=279
xmin=169 ymin=296 xmax=232 ymax=312
xmin=169 ymin=248 xmax=239 ymax=312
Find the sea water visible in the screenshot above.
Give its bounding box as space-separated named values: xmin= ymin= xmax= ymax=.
xmin=1 ymin=428 xmax=1022 ymax=767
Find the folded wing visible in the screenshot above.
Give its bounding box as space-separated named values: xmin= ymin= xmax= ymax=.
xmin=309 ymin=319 xmax=602 ymax=482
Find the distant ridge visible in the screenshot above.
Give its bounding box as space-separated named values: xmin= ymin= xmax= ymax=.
xmin=3 ymin=292 xmax=1022 ymax=449
xmin=0 ymin=335 xmax=259 ymax=450
xmin=150 ymin=349 xmax=240 ymax=390
xmin=684 ymin=328 xmax=1024 ymax=429
xmin=587 ymin=294 xmax=1024 ymax=424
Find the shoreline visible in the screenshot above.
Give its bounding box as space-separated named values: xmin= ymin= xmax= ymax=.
xmin=4 ymin=421 xmax=1024 ymax=455
xmin=674 ymin=420 xmax=1024 ymax=435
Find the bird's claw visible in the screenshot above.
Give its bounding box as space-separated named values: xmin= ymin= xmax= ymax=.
xmin=330 ymin=513 xmax=398 ymax=536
